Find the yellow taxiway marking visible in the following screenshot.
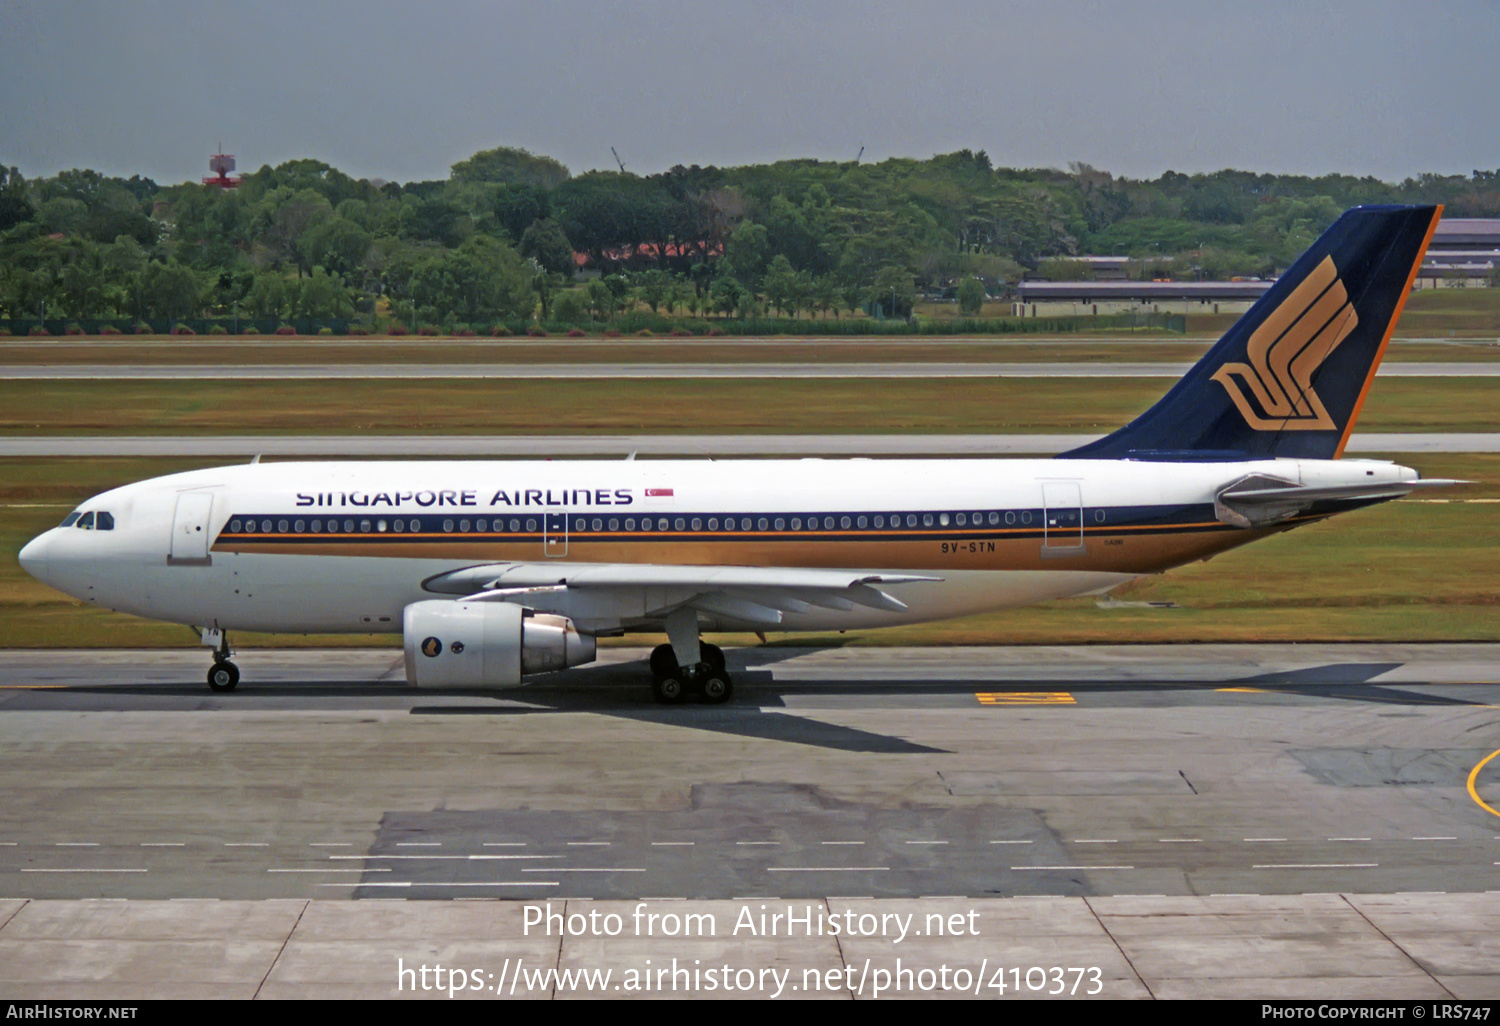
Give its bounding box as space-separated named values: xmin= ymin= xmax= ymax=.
xmin=1216 ymin=686 xmax=1268 ymax=693
xmin=976 ymin=692 xmax=1076 ymax=705
xmin=1467 ymin=748 xmax=1500 ymax=820
xmin=0 ymin=685 xmax=67 ymax=689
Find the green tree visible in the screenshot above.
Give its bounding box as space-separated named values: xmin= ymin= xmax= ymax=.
xmin=246 ymin=271 xmax=293 ymax=320
xmin=956 ymin=276 xmax=985 ymax=315
xmin=297 ymin=267 xmax=354 ymax=320
xmin=411 ymin=236 xmax=535 ymax=322
xmin=132 ymin=261 xmax=203 ymax=320
xmin=520 ymin=218 xmax=575 ymax=275
xmin=450 ymin=147 xmax=570 ymax=191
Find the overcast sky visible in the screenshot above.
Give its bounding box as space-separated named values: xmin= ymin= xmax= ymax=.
xmin=2 ymin=1 xmax=1496 ymax=186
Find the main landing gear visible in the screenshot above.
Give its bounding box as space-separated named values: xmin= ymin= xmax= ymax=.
xmin=206 ymin=631 xmax=239 ymax=692
xmin=650 ymin=642 xmax=732 ymax=705
xmin=649 ymin=610 xmax=733 ymax=705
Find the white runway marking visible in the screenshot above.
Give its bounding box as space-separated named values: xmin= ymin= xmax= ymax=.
xmin=1254 ymin=864 xmax=1379 ymax=869
xmin=1012 ymin=865 xmax=1134 ymax=871
xmin=768 ymin=867 xmax=890 ymax=873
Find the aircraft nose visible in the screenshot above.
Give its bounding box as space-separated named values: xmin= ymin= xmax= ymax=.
xmin=18 ymin=532 xmax=51 ymax=583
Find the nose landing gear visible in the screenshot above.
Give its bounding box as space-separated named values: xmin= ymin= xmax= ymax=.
xmin=205 ymin=631 xmax=239 ymax=692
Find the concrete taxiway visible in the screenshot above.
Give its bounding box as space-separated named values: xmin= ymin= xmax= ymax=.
xmin=4 ymin=360 xmax=1498 ymax=379
xmin=3 ymin=432 xmax=1497 ymax=457
xmin=0 ymin=643 xmax=1496 ymax=998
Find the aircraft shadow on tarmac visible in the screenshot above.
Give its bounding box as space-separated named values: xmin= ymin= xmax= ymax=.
xmin=19 ymin=653 xmax=1489 ymax=755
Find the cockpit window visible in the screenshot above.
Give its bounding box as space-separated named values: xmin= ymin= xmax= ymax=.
xmin=95 ymin=512 xmax=115 ymax=531
xmin=59 ymin=512 xmax=81 ymax=528
xmin=75 ymin=512 xmax=95 ymax=529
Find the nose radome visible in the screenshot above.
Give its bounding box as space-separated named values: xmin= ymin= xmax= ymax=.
xmin=18 ymin=532 xmax=50 ymax=583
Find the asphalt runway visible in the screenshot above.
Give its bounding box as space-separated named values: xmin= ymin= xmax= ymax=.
xmin=1 ymin=643 xmax=1496 ymax=904
xmin=5 ymin=361 xmax=1497 ymax=379
xmin=3 ymin=432 xmax=1497 ymax=457
xmin=2 ymin=643 xmax=1497 ymax=998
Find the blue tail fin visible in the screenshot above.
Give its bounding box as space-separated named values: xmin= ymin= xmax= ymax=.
xmin=1059 ymin=204 xmax=1441 ymax=461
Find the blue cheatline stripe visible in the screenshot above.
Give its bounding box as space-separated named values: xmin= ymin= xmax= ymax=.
xmin=212 ymin=503 xmax=1239 ymax=546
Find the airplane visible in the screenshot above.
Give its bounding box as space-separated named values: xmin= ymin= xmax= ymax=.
xmin=18 ymin=204 xmax=1457 ymax=704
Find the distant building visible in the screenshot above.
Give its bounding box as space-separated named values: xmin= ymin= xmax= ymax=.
xmin=1012 ymin=280 xmax=1271 ymax=317
xmin=1417 ymin=218 xmax=1500 ymax=288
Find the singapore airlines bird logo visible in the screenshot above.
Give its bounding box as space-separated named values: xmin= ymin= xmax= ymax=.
xmin=1211 ymin=256 xmax=1358 ymax=431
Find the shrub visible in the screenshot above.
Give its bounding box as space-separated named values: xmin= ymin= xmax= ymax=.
xmin=491 ymin=325 xmax=512 ymax=337
xmin=635 ymin=329 xmax=653 ymax=337
xmin=566 ymin=328 xmax=586 ymax=337
xmin=706 ymin=327 xmax=725 ymax=336
xmin=170 ymin=324 xmax=196 ymax=335
xmin=274 ymin=324 xmax=296 ymax=336
xmin=526 ymin=326 xmax=548 ymax=337
xmin=99 ymin=325 xmax=121 ymax=335
xmin=29 ymin=326 xmax=50 ymax=337
xmin=64 ymin=323 xmax=84 ymax=336
xmin=240 ymin=327 xmax=259 ymax=336
xmin=317 ymin=327 xmax=334 ymax=336
xmin=0 ymin=328 xmax=8 ymax=337
xmin=209 ymin=324 xmax=228 ymax=335
xmin=346 ymin=324 xmax=370 ymax=336
xmin=453 ymin=324 xmax=476 ymax=337
xmin=669 ymin=327 xmax=690 ymax=337
xmin=602 ymin=328 xmax=621 ymax=338
xmin=418 ymin=324 xmax=440 ymax=336
xmin=387 ymin=323 xmax=409 ymax=337
xmin=133 ymin=322 xmax=152 ymax=334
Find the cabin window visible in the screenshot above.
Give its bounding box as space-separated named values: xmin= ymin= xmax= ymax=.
xmin=442 ymin=520 xmax=454 ymax=533
xmin=923 ymin=514 xmax=934 ymax=527
xmin=410 ymin=519 xmax=422 ymax=533
xmin=260 ymin=519 xmax=272 ymax=533
xmin=608 ymin=518 xmax=619 ymax=531
xmin=1021 ymin=512 xmax=1032 ymax=525
xmin=1095 ymin=509 xmax=1106 ymax=523
xmin=343 ymin=519 xmax=354 ymax=533
xmin=707 ymin=518 xmax=718 ymax=530
xmin=955 ymin=513 xmax=967 ymax=526
xmin=906 ymin=514 xmax=917 ymax=527
xmin=658 ymin=518 xmax=669 ymax=531
xmin=1004 ymin=512 xmax=1015 ymax=525
xmin=393 ymin=519 xmax=404 ymax=533
xmin=229 ymin=519 xmax=242 ymax=533
xmin=641 ymin=518 xmax=652 ymax=531
xmin=789 ymin=517 xmax=800 ymax=530
xmin=593 ymin=518 xmax=604 ymax=531
xmin=280 ymin=520 xmax=290 ymax=533
xmin=476 ymin=519 xmax=487 ymax=532
xmin=740 ymin=518 xmax=752 ymax=531
xmin=625 ymin=518 xmax=636 ymax=531
xmin=310 ymin=520 xmax=322 ymax=533
xmin=457 ymin=519 xmax=469 ymax=533
xmin=990 ymin=512 xmax=1001 ymax=526
xmin=672 ymin=518 xmax=683 ymax=531
xmin=693 ymin=518 xmax=704 ymax=531
xmin=575 ymin=518 xmax=586 ymax=531
xmin=839 ymin=516 xmax=851 ymax=529
xmin=294 ymin=520 xmax=305 ymax=533
xmin=509 ymin=519 xmax=520 ymax=532
xmin=757 ymin=518 xmax=769 ymax=531
xmin=525 ymin=518 xmax=537 ymax=532
xmin=358 ymin=519 xmax=370 ymax=533
xmin=873 ymin=515 xmax=884 ymax=528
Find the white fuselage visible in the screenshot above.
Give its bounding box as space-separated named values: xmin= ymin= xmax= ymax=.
xmin=19 ymin=456 xmax=1415 ymax=637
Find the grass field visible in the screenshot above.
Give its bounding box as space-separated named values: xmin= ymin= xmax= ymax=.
xmin=0 ymin=337 xmax=1495 ymax=366
xmin=1 ymin=453 xmax=1495 ymax=649
xmin=0 ymin=376 xmax=1495 ymax=436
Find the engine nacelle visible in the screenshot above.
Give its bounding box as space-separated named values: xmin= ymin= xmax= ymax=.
xmin=402 ymin=600 xmax=596 ymax=688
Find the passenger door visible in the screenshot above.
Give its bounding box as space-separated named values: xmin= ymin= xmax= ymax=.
xmin=168 ymin=490 xmax=216 ymax=566
xmin=1040 ymin=481 xmax=1086 ymax=557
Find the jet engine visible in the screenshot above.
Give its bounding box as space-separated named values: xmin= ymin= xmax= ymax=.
xmin=402 ymin=600 xmax=596 ymax=688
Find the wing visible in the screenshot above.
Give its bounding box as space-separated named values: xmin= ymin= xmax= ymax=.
xmin=422 ymin=562 xmax=944 ymax=626
xmin=1215 ymin=475 xmax=1465 ymax=528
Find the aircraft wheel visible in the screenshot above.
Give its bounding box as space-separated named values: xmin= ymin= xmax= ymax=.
xmin=700 ymin=673 xmax=733 ymax=705
xmin=207 ymin=661 xmax=239 ymax=692
xmin=649 ymin=643 xmax=678 ymax=680
xmin=652 ymin=675 xmax=687 ymax=705
xmin=701 ymin=642 xmax=726 ymax=673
